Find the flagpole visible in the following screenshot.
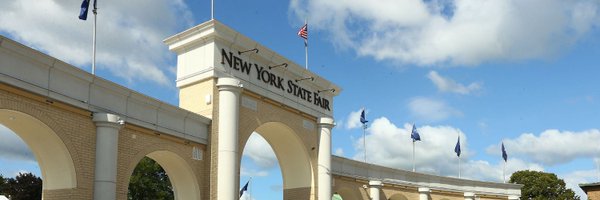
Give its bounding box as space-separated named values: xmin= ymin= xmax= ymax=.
xmin=91 ymin=0 xmax=97 ymax=75
xmin=458 ymin=155 xmax=461 ymax=178
xmin=503 ymin=160 xmax=506 ymax=183
xmin=412 ymin=140 xmax=415 ymax=172
xmin=304 ymin=18 xmax=308 ymax=70
xmin=211 ymin=0 xmax=214 ymax=19
xmin=363 ymin=122 xmax=367 ymax=163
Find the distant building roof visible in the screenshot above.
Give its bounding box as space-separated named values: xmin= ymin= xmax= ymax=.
xmin=580 ymin=182 xmax=600 ymax=193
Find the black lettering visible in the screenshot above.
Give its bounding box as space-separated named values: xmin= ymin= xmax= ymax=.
xmin=261 ymin=70 xmax=270 ymax=83
xmin=287 ymin=80 xmax=294 ymax=93
xmin=221 ymin=49 xmax=233 ymax=66
xmin=233 ymin=57 xmax=242 ymax=70
xmin=277 ymin=77 xmax=285 ymax=91
xmin=323 ymin=99 xmax=331 ymax=111
xmin=306 ymin=90 xmax=312 ymax=102
xmin=240 ymin=62 xmax=252 ymax=75
xmin=255 ymin=65 xmax=264 ymax=80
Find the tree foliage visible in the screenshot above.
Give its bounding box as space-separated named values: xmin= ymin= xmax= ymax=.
xmin=128 ymin=157 xmax=174 ymax=200
xmin=0 ymin=172 xmax=42 ymax=200
xmin=509 ymin=170 xmax=579 ymax=200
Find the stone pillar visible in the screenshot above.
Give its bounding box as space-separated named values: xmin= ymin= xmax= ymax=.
xmin=216 ymin=77 xmax=242 ymax=200
xmin=92 ymin=113 xmax=123 ymax=200
xmin=318 ymin=117 xmax=335 ymax=200
xmin=418 ymin=187 xmax=431 ymax=200
xmin=369 ymin=180 xmax=383 ymax=200
xmin=508 ymin=196 xmax=520 ymax=200
xmin=464 ymin=192 xmax=475 ymax=200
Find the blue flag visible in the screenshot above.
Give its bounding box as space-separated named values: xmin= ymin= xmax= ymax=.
xmin=411 ymin=124 xmax=421 ymax=141
xmin=501 ymin=142 xmax=508 ymax=162
xmin=360 ymin=109 xmax=368 ymax=124
xmin=240 ymin=180 xmax=249 ymax=197
xmin=79 ymin=0 xmax=91 ymax=20
xmin=454 ymin=137 xmax=461 ymax=157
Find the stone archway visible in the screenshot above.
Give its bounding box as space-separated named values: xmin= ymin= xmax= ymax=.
xmin=126 ymin=150 xmax=201 ymax=200
xmin=0 ymin=109 xmax=77 ymax=190
xmin=241 ymin=121 xmax=314 ymax=199
xmin=389 ymin=193 xmax=409 ymax=200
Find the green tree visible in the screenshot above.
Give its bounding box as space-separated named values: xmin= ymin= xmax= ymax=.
xmin=0 ymin=174 xmax=6 ymax=195
xmin=3 ymin=172 xmax=42 ymax=200
xmin=128 ymin=157 xmax=174 ymax=200
xmin=509 ymin=170 xmax=580 ymax=200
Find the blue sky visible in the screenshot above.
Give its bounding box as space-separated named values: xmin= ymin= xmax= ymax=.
xmin=1 ymin=0 xmax=600 ymax=199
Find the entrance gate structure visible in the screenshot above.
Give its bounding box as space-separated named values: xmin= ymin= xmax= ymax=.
xmin=0 ymin=18 xmax=522 ymax=200
xmin=164 ymin=20 xmax=339 ymax=200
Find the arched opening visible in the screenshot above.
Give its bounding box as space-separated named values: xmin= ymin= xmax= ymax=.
xmin=240 ymin=122 xmax=314 ymax=199
xmin=127 ymin=151 xmax=200 ymax=200
xmin=239 ymin=133 xmax=282 ymax=200
xmin=336 ymin=187 xmax=361 ymax=200
xmin=0 ymin=109 xmax=76 ymax=191
xmin=388 ymin=193 xmax=409 ymax=200
xmin=127 ymin=156 xmax=174 ymax=199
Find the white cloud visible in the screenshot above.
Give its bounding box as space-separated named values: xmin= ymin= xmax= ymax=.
xmin=488 ymin=129 xmax=600 ymax=165
xmin=345 ymin=108 xmax=366 ymax=130
xmin=408 ymin=97 xmax=461 ymax=122
xmin=0 ymin=0 xmax=194 ymax=86
xmin=334 ymin=148 xmax=344 ymax=156
xmin=427 ymin=71 xmax=481 ymax=94
xmin=352 ymin=117 xmax=546 ymax=180
xmin=242 ymin=133 xmax=278 ymax=169
xmin=0 ymin=125 xmax=35 ymax=162
xmin=240 ymin=166 xmax=269 ymax=177
xmin=290 ymin=0 xmax=600 ymax=66
xmin=354 ymin=117 xmax=469 ymax=175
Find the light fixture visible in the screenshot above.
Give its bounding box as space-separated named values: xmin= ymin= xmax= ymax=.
xmin=295 ymin=76 xmax=314 ymax=82
xmin=269 ymin=63 xmax=288 ymax=69
xmin=238 ymin=48 xmax=259 ymax=55
xmin=318 ymin=88 xmax=336 ymax=93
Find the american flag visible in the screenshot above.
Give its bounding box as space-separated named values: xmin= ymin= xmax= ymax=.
xmin=297 ymin=24 xmax=308 ymax=40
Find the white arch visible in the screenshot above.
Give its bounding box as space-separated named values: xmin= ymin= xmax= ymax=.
xmin=251 ymin=122 xmax=314 ymax=190
xmin=0 ymin=109 xmax=76 ymax=190
xmin=146 ymin=151 xmax=201 ymax=200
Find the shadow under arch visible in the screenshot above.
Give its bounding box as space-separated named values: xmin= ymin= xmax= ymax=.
xmin=0 ymin=109 xmax=76 ymax=190
xmin=129 ymin=150 xmax=201 ymax=200
xmin=336 ymin=187 xmax=361 ymax=200
xmin=388 ymin=193 xmax=409 ymax=200
xmin=243 ymin=121 xmax=314 ymax=196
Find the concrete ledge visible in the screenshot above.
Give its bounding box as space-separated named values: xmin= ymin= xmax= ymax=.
xmin=0 ymin=35 xmax=210 ymax=144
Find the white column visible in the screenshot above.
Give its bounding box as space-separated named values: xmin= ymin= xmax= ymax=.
xmin=508 ymin=195 xmax=520 ymax=200
xmin=418 ymin=187 xmax=430 ymax=200
xmin=369 ymin=180 xmax=382 ymax=200
xmin=464 ymin=192 xmax=475 ymax=200
xmin=216 ymin=77 xmax=242 ymax=200
xmin=318 ymin=117 xmax=335 ymax=200
xmin=92 ymin=113 xmax=123 ymax=200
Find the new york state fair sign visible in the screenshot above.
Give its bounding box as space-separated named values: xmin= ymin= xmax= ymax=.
xmin=220 ymin=49 xmax=331 ymax=111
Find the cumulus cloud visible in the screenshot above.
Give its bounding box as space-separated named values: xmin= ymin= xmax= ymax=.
xmin=290 ymin=0 xmax=600 ymax=66
xmin=408 ymin=97 xmax=461 ymax=122
xmin=242 ymin=133 xmax=278 ymax=169
xmin=240 ymin=166 xmax=269 ymax=177
xmin=345 ymin=108 xmax=366 ymax=129
xmin=354 ymin=117 xmax=469 ymax=175
xmin=427 ymin=71 xmax=481 ymax=94
xmin=488 ymin=129 xmax=600 ymax=165
xmin=0 ymin=125 xmax=35 ymax=162
xmin=334 ymin=148 xmax=344 ymax=156
xmin=352 ymin=117 xmax=545 ymax=180
xmin=561 ymin=169 xmax=599 ymax=199
xmin=0 ymin=0 xmax=194 ymax=86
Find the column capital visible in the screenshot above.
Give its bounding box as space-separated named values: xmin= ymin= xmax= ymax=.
xmin=418 ymin=187 xmax=431 ymax=193
xmin=464 ymin=192 xmax=475 ymax=198
xmin=216 ymin=77 xmax=242 ymax=92
xmin=92 ymin=113 xmax=123 ymax=129
xmin=317 ymin=117 xmax=335 ymax=128
xmin=368 ymin=180 xmax=383 ymax=187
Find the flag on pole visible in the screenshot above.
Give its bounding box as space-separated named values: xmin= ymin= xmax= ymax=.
xmin=240 ymin=180 xmax=249 ymax=197
xmin=454 ymin=136 xmax=461 ymax=157
xmin=79 ymin=0 xmax=91 ymax=20
xmin=298 ymin=24 xmax=308 ymax=40
xmin=411 ymin=124 xmax=421 ymax=141
xmin=360 ymin=109 xmax=368 ymax=124
xmin=501 ymin=142 xmax=508 ymax=162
